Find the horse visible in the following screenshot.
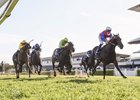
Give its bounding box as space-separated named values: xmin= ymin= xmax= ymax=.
xmin=12 ymin=42 xmax=32 ymax=79
xmin=80 ymin=51 xmax=95 ymax=77
xmin=92 ymin=34 xmax=127 ymax=79
xmin=52 ymin=42 xmax=75 ymax=76
xmin=30 ymin=44 xmax=42 ymax=75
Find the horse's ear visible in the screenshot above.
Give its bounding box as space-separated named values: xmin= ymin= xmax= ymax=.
xmin=40 ymin=41 xmax=43 ymax=47
xmin=117 ymin=33 xmax=119 ymax=36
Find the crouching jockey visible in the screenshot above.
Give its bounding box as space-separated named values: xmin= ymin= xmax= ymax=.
xmin=32 ymin=43 xmax=40 ymax=51
xmin=83 ymin=50 xmax=93 ymax=61
xmin=31 ymin=43 xmax=41 ymax=55
xmin=55 ymin=37 xmax=68 ymax=60
xmin=14 ymin=40 xmax=28 ymax=61
xmin=95 ymin=27 xmax=112 ymax=60
xmin=19 ymin=40 xmax=27 ymax=50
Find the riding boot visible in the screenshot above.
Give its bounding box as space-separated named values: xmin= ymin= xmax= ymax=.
xmin=95 ymin=44 xmax=102 ymax=60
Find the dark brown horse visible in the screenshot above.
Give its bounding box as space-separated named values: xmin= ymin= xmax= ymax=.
xmin=92 ymin=34 xmax=127 ymax=79
xmin=80 ymin=51 xmax=95 ymax=77
xmin=52 ymin=42 xmax=75 ymax=76
xmin=12 ymin=42 xmax=32 ymax=79
xmin=30 ymin=45 xmax=42 ymax=75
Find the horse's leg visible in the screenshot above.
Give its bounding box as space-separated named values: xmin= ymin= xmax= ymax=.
xmin=52 ymin=61 xmax=56 ymax=77
xmin=103 ymin=64 xmax=106 ymax=79
xmin=113 ymin=60 xmax=127 ymax=78
xmin=92 ymin=61 xmax=100 ymax=76
xmin=38 ymin=64 xmax=42 ymax=75
xmin=84 ymin=63 xmax=89 ymax=77
xmin=66 ymin=63 xmax=72 ymax=74
xmin=17 ymin=64 xmax=21 ymax=79
xmin=35 ymin=65 xmax=37 ymax=73
xmin=14 ymin=64 xmax=19 ymax=79
xmin=62 ymin=65 xmax=66 ymax=75
xmin=25 ymin=62 xmax=32 ymax=78
xmin=26 ymin=64 xmax=31 ymax=78
xmin=36 ymin=65 xmax=39 ymax=75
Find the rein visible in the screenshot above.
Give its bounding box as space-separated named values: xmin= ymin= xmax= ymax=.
xmin=109 ymin=42 xmax=116 ymax=46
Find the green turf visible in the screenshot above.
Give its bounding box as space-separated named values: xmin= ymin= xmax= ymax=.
xmin=0 ymin=75 xmax=139 ymax=100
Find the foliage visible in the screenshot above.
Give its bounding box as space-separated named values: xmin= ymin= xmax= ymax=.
xmin=95 ymin=70 xmax=114 ymax=76
xmin=137 ymin=70 xmax=140 ymax=76
xmin=0 ymin=75 xmax=140 ymax=100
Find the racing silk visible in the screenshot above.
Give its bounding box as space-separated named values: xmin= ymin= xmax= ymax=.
xmin=59 ymin=39 xmax=68 ymax=48
xmin=19 ymin=42 xmax=27 ymax=49
xmin=32 ymin=44 xmax=40 ymax=50
xmin=100 ymin=30 xmax=112 ymax=42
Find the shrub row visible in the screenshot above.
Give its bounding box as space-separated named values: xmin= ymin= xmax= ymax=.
xmin=40 ymin=70 xmax=114 ymax=76
xmin=94 ymin=70 xmax=114 ymax=76
xmin=137 ymin=70 xmax=140 ymax=76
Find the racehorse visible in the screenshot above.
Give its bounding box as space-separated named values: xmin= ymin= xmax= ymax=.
xmin=80 ymin=51 xmax=95 ymax=77
xmin=30 ymin=43 xmax=42 ymax=75
xmin=92 ymin=34 xmax=127 ymax=79
xmin=52 ymin=42 xmax=75 ymax=76
xmin=12 ymin=42 xmax=32 ymax=79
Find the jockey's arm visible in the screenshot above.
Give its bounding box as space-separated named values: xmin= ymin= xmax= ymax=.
xmin=101 ymin=32 xmax=105 ymax=42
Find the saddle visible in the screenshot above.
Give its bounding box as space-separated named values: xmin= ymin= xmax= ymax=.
xmin=54 ymin=48 xmax=64 ymax=60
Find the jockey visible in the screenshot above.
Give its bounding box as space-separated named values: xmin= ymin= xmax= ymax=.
xmin=19 ymin=40 xmax=27 ymax=50
xmin=55 ymin=37 xmax=69 ymax=59
xmin=15 ymin=40 xmax=27 ymax=61
xmin=95 ymin=27 xmax=112 ymax=59
xmin=59 ymin=37 xmax=68 ymax=48
xmin=32 ymin=43 xmax=40 ymax=51
xmin=31 ymin=43 xmax=41 ymax=57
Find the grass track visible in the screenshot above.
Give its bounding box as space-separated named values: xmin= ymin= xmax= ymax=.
xmin=0 ymin=75 xmax=140 ymax=100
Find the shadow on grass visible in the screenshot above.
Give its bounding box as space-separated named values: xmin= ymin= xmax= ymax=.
xmin=0 ymin=76 xmax=54 ymax=81
xmin=69 ymin=79 xmax=103 ymax=84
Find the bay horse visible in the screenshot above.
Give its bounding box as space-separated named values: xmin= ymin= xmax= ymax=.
xmin=52 ymin=42 xmax=75 ymax=76
xmin=12 ymin=42 xmax=32 ymax=79
xmin=92 ymin=34 xmax=127 ymax=79
xmin=30 ymin=44 xmax=42 ymax=75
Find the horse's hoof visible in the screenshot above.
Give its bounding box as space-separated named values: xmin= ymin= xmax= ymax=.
xmin=66 ymin=71 xmax=70 ymax=74
xmin=54 ymin=73 xmax=56 ymax=77
xmin=123 ymin=76 xmax=127 ymax=79
xmin=16 ymin=76 xmax=19 ymax=79
xmin=87 ymin=75 xmax=90 ymax=77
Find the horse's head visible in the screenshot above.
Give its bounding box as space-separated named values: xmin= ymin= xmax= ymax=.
xmin=24 ymin=43 xmax=31 ymax=50
xmin=65 ymin=42 xmax=75 ymax=52
xmin=110 ymin=34 xmax=123 ymax=49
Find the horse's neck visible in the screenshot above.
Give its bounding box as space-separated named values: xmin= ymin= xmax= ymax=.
xmin=61 ymin=48 xmax=70 ymax=56
xmin=105 ymin=43 xmax=116 ymax=53
xmin=20 ymin=48 xmax=30 ymax=55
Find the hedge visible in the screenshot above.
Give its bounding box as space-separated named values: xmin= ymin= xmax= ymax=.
xmin=94 ymin=70 xmax=114 ymax=76
xmin=137 ymin=70 xmax=140 ymax=76
xmin=40 ymin=70 xmax=114 ymax=76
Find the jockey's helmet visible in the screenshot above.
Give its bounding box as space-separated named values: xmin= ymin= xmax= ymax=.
xmin=106 ymin=27 xmax=112 ymax=31
xmin=35 ymin=43 xmax=39 ymax=48
xmin=21 ymin=40 xmax=26 ymax=44
xmin=64 ymin=37 xmax=68 ymax=42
